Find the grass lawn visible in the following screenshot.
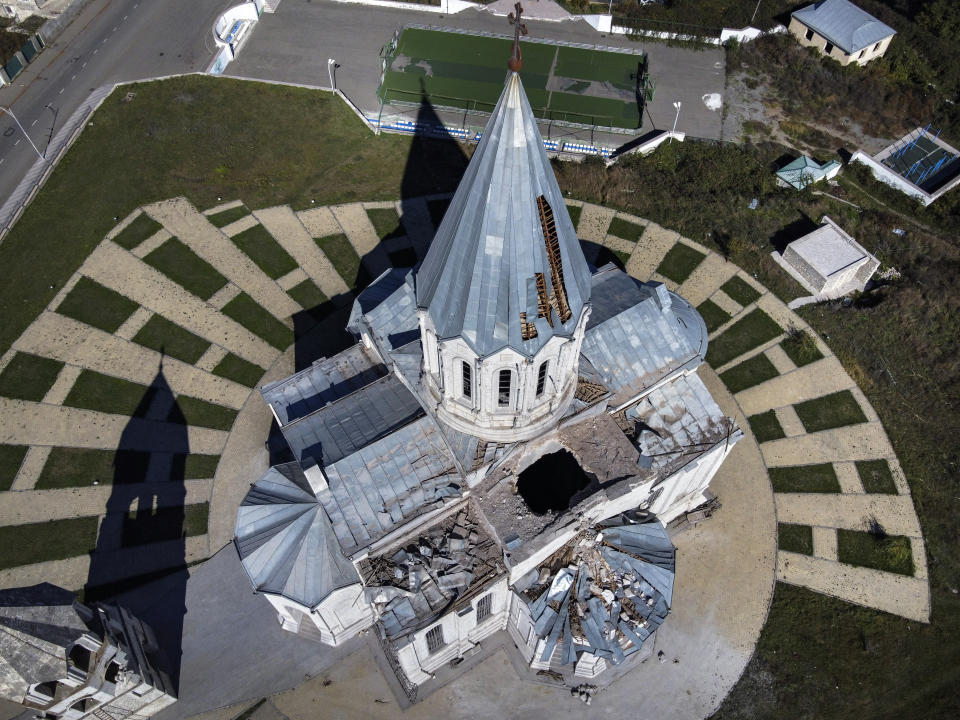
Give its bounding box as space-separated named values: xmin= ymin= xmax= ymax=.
xmin=697 ymin=299 xmax=731 ymax=333
xmin=287 ymin=279 xmax=328 ymax=311
xmin=316 ymin=234 xmax=363 ymax=288
xmin=607 ymin=216 xmax=645 ymax=243
xmin=794 ymin=390 xmax=868 ymax=433
xmin=213 ymin=353 xmax=265 ymax=388
xmin=367 ymin=207 xmax=405 ymax=241
xmin=132 ymin=314 xmax=210 ymax=365
xmin=781 ymin=329 xmax=823 ymax=367
xmin=36 ymin=447 xmax=122 ymax=488
xmin=172 ymin=395 xmax=238 ymax=431
xmin=64 ymin=370 xmax=150 ymax=416
xmin=0 ymin=516 xmax=99 ymax=570
xmin=719 ymin=353 xmax=779 ymax=394
xmin=221 ymin=292 xmax=293 ymax=351
xmin=565 ymin=203 xmax=582 ymax=230
xmin=778 ymin=523 xmax=813 ymax=555
xmin=144 ymin=238 xmax=228 ymax=301
xmin=856 ymin=459 xmax=898 ymax=494
xmin=769 ymin=463 xmax=841 ymax=493
xmin=186 ymin=454 xmax=220 ymax=479
xmin=837 ymin=529 xmax=914 ymax=576
xmin=0 ymin=352 xmax=63 ymax=401
xmin=706 ymin=308 xmax=783 ymax=367
xmin=748 ymin=410 xmax=786 ymax=444
xmin=230 ymin=224 xmax=299 ymax=280
xmin=655 ymin=242 xmax=706 ymax=284
xmin=721 ymin=275 xmax=762 ymax=307
xmin=207 ymin=205 xmax=250 ymax=228
xmin=56 ymin=277 xmax=139 ymax=334
xmin=184 ymin=502 xmax=210 ymax=537
xmin=0 ymin=445 xmax=27 ymax=491
xmin=112 ymin=213 xmax=163 ymax=251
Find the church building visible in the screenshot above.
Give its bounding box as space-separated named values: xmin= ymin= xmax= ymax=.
xmin=234 ymin=7 xmax=741 ymax=692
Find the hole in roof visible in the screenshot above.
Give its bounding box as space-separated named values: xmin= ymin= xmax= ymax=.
xmin=517 ymin=450 xmax=590 ymax=515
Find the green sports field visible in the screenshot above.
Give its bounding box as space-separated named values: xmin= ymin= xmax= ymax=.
xmin=380 ymin=28 xmax=648 ymax=130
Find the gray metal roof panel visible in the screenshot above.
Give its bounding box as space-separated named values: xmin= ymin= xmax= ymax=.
xmin=415 ymin=72 xmax=592 ymax=358
xmin=792 ymin=0 xmax=895 ymax=53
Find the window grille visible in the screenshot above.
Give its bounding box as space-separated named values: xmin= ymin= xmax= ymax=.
xmin=462 ymin=361 xmax=472 ymax=399
xmin=536 ymin=361 xmax=548 ymax=397
xmin=426 ymin=625 xmax=445 ymax=654
xmin=805 ymin=28 xmax=813 ymax=41
xmin=476 ymin=594 xmax=493 ymax=623
xmin=498 ymin=369 xmax=512 ymax=407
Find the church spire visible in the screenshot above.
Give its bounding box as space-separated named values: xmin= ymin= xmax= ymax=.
xmin=507 ymin=2 xmax=527 ymax=72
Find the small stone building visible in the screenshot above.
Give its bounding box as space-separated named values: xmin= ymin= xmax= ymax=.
xmin=789 ymin=0 xmax=895 ymax=66
xmin=778 ymin=216 xmax=879 ymax=299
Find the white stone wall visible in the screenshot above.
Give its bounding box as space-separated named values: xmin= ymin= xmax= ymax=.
xmin=266 ymin=583 xmax=374 ymax=646
xmin=788 ymin=16 xmax=893 ymax=66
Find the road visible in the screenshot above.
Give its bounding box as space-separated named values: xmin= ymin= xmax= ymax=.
xmin=0 ymin=0 xmax=231 ymax=208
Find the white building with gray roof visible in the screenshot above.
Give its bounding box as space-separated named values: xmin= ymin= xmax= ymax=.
xmin=789 ymin=0 xmax=896 ymax=66
xmin=234 ymin=32 xmax=741 ymax=694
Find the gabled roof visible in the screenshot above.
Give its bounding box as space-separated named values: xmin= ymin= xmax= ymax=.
xmin=776 ymin=155 xmax=841 ymax=190
xmin=793 ymin=0 xmax=895 ymax=54
xmin=235 ymin=463 xmax=360 ymax=608
xmin=414 ymin=72 xmax=592 ymax=358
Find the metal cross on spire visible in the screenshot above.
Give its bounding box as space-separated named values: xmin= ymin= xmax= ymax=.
xmin=507 ymin=2 xmax=528 ymax=72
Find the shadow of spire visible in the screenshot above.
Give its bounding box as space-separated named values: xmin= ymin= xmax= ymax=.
xmin=83 ymin=356 xmax=188 ymax=692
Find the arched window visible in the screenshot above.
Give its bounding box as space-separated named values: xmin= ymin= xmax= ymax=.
xmin=498 ymin=369 xmax=512 ymax=407
xmin=461 ymin=361 xmax=472 ymax=399
xmin=536 ymin=361 xmax=548 ymax=397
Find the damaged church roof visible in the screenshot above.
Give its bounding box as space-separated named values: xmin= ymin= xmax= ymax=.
xmin=414 ymin=71 xmax=592 ymax=358
xmin=235 ymin=463 xmax=361 ymax=608
xmin=516 ymin=515 xmax=675 ymax=668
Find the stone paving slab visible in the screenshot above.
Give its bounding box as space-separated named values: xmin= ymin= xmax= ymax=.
xmin=714 ymin=333 xmax=787 ymax=375
xmin=276 ymin=267 xmax=308 ymax=292
xmin=295 ymin=206 xmax=341 ymax=239
xmin=254 ymin=206 xmax=349 ymax=299
xmin=764 ymin=344 xmax=795 ymax=375
xmin=736 ymin=357 xmax=854 ymax=416
xmin=0 ymin=535 xmax=210 ymax=594
xmin=145 ymin=198 xmax=300 ymax=321
xmin=82 ymin=241 xmax=279 ymax=369
xmin=776 ymin=493 xmax=923 ymax=538
xmin=104 ymin=209 xmax=142 ymax=241
xmin=834 ymin=462 xmax=865 ymax=494
xmin=777 ymin=552 xmax=930 ymax=623
xmin=649 ymin=270 xmax=679 ymax=292
xmin=576 ymin=204 xmax=616 ymax=245
xmin=709 ymin=287 xmax=743 ymax=316
xmin=42 ymin=365 xmax=83 ymax=405
xmin=761 ymin=423 xmax=892 ymax=467
xmin=330 ymin=203 xmax=380 ymax=257
xmin=15 ymin=312 xmax=250 ymax=410
xmin=625 ymin=223 xmax=678 ymax=282
xmin=132 ymin=229 xmax=173 ymax=258
xmin=203 ymin=200 xmax=244 ymax=216
xmin=195 ymin=345 xmax=229 ymax=373
xmin=678 ymin=252 xmax=739 ymax=307
xmin=603 ymin=234 xmax=636 ymax=255
xmin=10 ymin=446 xmax=52 ymax=492
xmin=208 ymin=284 xmax=242 ymax=311
xmin=0 ymin=399 xmax=227 ymax=456
xmin=221 ymin=215 xmax=259 ymax=238
xmin=115 ymin=306 xmax=154 ymax=341
xmin=812 ymin=526 xmax=838 ymax=561
xmin=0 ymin=480 xmax=214 ymax=525
xmin=395 ymin=197 xmax=435 ymax=257
xmin=774 ymin=405 xmax=806 ymax=437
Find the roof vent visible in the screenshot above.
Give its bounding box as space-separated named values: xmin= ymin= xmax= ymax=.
xmin=651 ymin=282 xmax=672 ymax=312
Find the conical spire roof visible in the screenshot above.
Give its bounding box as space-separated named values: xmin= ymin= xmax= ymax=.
xmin=415 ymin=71 xmax=592 ymax=358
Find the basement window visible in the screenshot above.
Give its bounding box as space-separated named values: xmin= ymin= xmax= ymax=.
xmin=517 ymin=450 xmax=591 ymax=515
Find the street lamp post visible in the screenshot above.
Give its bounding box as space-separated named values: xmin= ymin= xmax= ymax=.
xmin=0 ymin=105 xmax=45 ymax=162
xmin=671 ymin=101 xmax=682 ymax=139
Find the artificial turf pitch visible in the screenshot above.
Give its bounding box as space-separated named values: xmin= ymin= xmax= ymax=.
xmin=380 ymin=28 xmax=644 ymax=130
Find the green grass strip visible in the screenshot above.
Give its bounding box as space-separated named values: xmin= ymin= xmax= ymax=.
xmin=0 ymin=516 xmax=99 ymax=570
xmin=213 ymin=353 xmax=265 ymax=388
xmin=118 ymin=502 xmax=210 ymax=546
xmin=184 ymin=502 xmax=210 ymax=537
xmin=64 ymin=370 xmax=151 ymax=416
xmin=720 ymin=275 xmax=761 ymax=306
xmin=144 ymin=238 xmax=228 ymax=301
xmin=186 ymin=454 xmax=220 ymax=480
xmin=781 ymin=329 xmax=824 ymax=367
xmin=316 ymin=234 xmax=363 ymax=288
xmin=287 ymin=279 xmax=328 ymax=310
xmin=719 ymin=353 xmax=780 ymax=394
xmin=36 ymin=447 xmax=120 ymax=488
xmin=57 ymin=277 xmax=139 ymax=334
xmin=172 ymin=396 xmax=238 ymax=431
xmin=778 ymin=523 xmax=814 ymax=555
xmin=230 ymin=223 xmax=298 ymax=280
xmin=112 ymin=213 xmax=162 ymax=251
xmin=0 ymin=352 xmax=64 ymax=402
xmin=769 ymin=463 xmax=841 ymax=493
xmin=706 ymin=308 xmax=782 ymax=367
xmin=565 ymin=204 xmax=582 ymax=230
xmin=132 ymin=314 xmax=210 ymax=365
xmin=837 ymin=529 xmax=914 ymax=576
xmin=0 ymin=445 xmax=28 ymax=491
xmin=656 ymin=243 xmax=706 ymax=284
xmin=367 ymin=207 xmax=405 ymax=241
xmin=221 ymin=292 xmax=293 ymax=351
xmin=697 ymin=299 xmax=731 ymax=333
xmin=207 ymin=205 xmax=250 ymax=228
xmin=607 ymin=216 xmax=645 ymax=242
xmin=794 ymin=390 xmax=868 ymax=433
xmin=856 ymin=460 xmax=898 ymax=494
xmin=748 ymin=410 xmax=786 ymax=444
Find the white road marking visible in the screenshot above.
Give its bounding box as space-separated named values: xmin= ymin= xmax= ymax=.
xmin=14 ymin=139 xmax=20 ymax=146
xmin=123 ymin=15 xmax=127 ymax=20
xmin=59 ymin=88 xmax=64 ymax=94
xmin=113 ymin=26 xmax=118 ymax=32
xmin=71 ymin=74 xmax=77 ymax=81
xmin=82 ymin=62 xmax=87 ymax=68
xmin=0 ymin=159 xmax=4 ymax=165
xmin=31 ymin=119 xmax=37 ymax=126
xmin=93 ymin=49 xmax=98 ymax=55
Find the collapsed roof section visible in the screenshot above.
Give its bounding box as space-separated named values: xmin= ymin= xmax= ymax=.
xmin=515 ymin=515 xmax=675 ymax=668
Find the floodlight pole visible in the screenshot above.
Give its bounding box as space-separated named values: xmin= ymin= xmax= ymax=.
xmin=671 ymin=101 xmax=682 ymax=140
xmin=0 ymin=105 xmax=45 ymax=162
xmin=751 ymin=0 xmax=762 ymax=25
xmin=327 ymin=58 xmax=337 ymax=91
